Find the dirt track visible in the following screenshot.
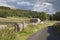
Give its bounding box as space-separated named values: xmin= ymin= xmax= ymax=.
xmin=26 ymin=26 xmax=60 ymax=40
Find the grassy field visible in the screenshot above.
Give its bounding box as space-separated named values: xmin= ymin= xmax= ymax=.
xmin=0 ymin=17 xmax=57 ymax=40
xmin=0 ymin=17 xmax=30 ymax=22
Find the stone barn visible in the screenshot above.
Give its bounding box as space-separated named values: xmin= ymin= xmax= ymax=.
xmin=30 ymin=18 xmax=41 ymax=25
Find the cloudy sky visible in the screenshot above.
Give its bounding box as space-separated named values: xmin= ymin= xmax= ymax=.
xmin=0 ymin=0 xmax=60 ymax=14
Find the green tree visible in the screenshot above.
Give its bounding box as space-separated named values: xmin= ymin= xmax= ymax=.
xmin=0 ymin=11 xmax=7 ymax=18
xmin=39 ymin=12 xmax=47 ymax=21
xmin=55 ymin=12 xmax=60 ymax=20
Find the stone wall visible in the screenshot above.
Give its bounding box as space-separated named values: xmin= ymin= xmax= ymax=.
xmin=0 ymin=25 xmax=8 ymax=29
xmin=0 ymin=18 xmax=41 ymax=32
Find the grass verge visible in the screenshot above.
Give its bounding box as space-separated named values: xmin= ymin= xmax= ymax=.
xmin=19 ymin=21 xmax=56 ymax=40
xmin=0 ymin=21 xmax=57 ymax=40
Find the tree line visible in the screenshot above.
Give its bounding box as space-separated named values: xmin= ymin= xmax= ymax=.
xmin=0 ymin=6 xmax=60 ymax=21
xmin=48 ymin=12 xmax=60 ymax=21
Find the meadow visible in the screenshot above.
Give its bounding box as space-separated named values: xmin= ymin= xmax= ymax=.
xmin=0 ymin=18 xmax=57 ymax=40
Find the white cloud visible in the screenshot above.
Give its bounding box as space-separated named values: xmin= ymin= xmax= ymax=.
xmin=32 ymin=2 xmax=55 ymax=14
xmin=8 ymin=0 xmax=17 ymax=2
xmin=0 ymin=0 xmax=58 ymax=14
xmin=43 ymin=2 xmax=52 ymax=5
xmin=16 ymin=1 xmax=54 ymax=13
xmin=32 ymin=2 xmax=52 ymax=10
xmin=0 ymin=0 xmax=15 ymax=8
xmin=0 ymin=3 xmax=15 ymax=8
xmin=0 ymin=0 xmax=17 ymax=2
xmin=17 ymin=1 xmax=34 ymax=6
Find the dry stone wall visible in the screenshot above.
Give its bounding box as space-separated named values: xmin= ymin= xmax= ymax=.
xmin=0 ymin=18 xmax=41 ymax=32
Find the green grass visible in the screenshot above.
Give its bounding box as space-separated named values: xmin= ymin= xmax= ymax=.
xmin=0 ymin=29 xmax=20 ymax=40
xmin=0 ymin=20 xmax=57 ymax=40
xmin=0 ymin=17 xmax=30 ymax=22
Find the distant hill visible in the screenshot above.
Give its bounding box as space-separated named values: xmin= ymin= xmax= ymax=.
xmin=0 ymin=6 xmax=32 ymax=12
xmin=0 ymin=6 xmax=33 ymax=16
xmin=0 ymin=6 xmax=11 ymax=9
xmin=0 ymin=6 xmax=48 ymax=21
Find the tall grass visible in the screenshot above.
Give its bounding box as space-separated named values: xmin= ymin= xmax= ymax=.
xmin=0 ymin=21 xmax=57 ymax=40
xmin=0 ymin=29 xmax=20 ymax=40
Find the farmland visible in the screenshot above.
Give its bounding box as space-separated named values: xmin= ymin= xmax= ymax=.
xmin=0 ymin=19 xmax=57 ymax=40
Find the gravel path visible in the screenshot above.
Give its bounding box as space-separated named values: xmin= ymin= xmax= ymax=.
xmin=26 ymin=26 xmax=60 ymax=40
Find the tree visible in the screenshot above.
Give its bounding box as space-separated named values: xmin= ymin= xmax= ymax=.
xmin=39 ymin=12 xmax=48 ymax=21
xmin=55 ymin=12 xmax=60 ymax=20
xmin=0 ymin=11 xmax=7 ymax=18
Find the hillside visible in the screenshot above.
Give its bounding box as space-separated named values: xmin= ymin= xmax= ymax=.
xmin=0 ymin=6 xmax=38 ymax=17
xmin=0 ymin=6 xmax=48 ymax=21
